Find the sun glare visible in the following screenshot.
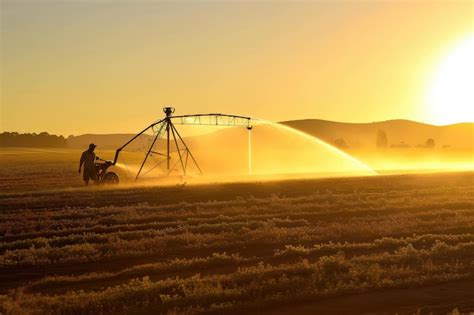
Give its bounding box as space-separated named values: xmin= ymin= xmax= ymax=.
xmin=427 ymin=36 xmax=474 ymax=125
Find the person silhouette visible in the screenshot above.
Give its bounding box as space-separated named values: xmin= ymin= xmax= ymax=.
xmin=79 ymin=143 xmax=100 ymax=186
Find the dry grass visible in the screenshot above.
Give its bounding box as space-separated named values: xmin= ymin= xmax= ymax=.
xmin=0 ymin=149 xmax=473 ymax=314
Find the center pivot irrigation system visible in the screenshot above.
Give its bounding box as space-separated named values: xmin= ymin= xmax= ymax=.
xmin=111 ymin=107 xmax=253 ymax=180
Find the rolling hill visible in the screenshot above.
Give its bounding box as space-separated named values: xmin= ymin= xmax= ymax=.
xmin=67 ymin=133 xmax=153 ymax=150
xmin=283 ymin=119 xmax=473 ymax=149
xmin=66 ymin=119 xmax=474 ymax=150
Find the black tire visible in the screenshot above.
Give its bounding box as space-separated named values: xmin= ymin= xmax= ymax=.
xmin=102 ymin=172 xmax=119 ymax=185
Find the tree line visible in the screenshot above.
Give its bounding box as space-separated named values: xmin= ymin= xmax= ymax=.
xmin=333 ymin=129 xmax=439 ymax=150
xmin=0 ymin=132 xmax=68 ymax=148
xmin=376 ymin=129 xmax=436 ymax=149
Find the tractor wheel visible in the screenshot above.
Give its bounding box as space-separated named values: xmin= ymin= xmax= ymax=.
xmin=102 ymin=172 xmax=119 ymax=185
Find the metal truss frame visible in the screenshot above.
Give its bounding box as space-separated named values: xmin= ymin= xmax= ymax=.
xmin=113 ymin=108 xmax=252 ymax=180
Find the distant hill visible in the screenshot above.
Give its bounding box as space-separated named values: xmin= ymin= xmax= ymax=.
xmin=282 ymin=119 xmax=474 ymax=149
xmin=66 ymin=119 xmax=474 ymax=150
xmin=67 ymin=133 xmax=153 ymax=150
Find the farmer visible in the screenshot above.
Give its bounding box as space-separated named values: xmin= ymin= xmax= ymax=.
xmin=79 ymin=143 xmax=100 ymax=186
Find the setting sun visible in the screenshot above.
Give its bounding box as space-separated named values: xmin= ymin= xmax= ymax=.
xmin=427 ymin=35 xmax=474 ymax=125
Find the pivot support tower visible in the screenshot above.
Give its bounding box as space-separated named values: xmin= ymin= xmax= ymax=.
xmin=113 ymin=107 xmax=252 ymax=180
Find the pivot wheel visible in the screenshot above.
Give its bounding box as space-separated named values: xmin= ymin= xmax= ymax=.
xmin=102 ymin=172 xmax=119 ymax=185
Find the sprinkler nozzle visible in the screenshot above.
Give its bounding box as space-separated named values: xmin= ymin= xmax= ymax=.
xmin=163 ymin=107 xmax=175 ymax=117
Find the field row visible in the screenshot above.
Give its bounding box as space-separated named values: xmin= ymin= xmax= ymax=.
xmin=1 ymin=187 xmax=473 ymax=268
xmin=3 ymin=243 xmax=473 ymax=314
xmin=1 ymin=172 xmax=473 ymax=314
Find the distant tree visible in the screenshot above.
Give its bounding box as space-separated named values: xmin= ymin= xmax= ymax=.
xmin=425 ymin=138 xmax=435 ymax=148
xmin=333 ymin=138 xmax=349 ymax=149
xmin=376 ymin=129 xmax=388 ymax=148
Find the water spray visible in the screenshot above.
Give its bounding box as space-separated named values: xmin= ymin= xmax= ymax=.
xmin=112 ymin=107 xmax=377 ymax=182
xmin=251 ymin=118 xmax=377 ymax=175
xmin=247 ymin=125 xmax=253 ymax=175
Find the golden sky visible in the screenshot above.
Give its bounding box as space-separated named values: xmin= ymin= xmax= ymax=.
xmin=1 ymin=1 xmax=473 ymax=135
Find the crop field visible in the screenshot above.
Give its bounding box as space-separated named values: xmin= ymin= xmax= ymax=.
xmin=1 ymin=149 xmax=474 ymax=314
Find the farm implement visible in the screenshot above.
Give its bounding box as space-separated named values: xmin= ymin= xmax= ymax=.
xmin=110 ymin=107 xmax=252 ymax=182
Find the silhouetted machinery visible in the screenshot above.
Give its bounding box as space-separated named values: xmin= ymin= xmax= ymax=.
xmin=95 ymin=160 xmax=119 ymax=184
xmin=113 ymin=107 xmax=252 ymax=180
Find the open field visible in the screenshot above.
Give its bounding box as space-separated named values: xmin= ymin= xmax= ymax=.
xmin=1 ymin=148 xmax=474 ymax=315
xmin=0 ymin=148 xmax=114 ymax=193
xmin=1 ymin=147 xmax=472 ymax=193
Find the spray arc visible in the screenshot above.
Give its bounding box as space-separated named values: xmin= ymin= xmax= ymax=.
xmin=113 ymin=107 xmax=253 ymax=180
xmin=111 ymin=107 xmax=377 ymax=182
